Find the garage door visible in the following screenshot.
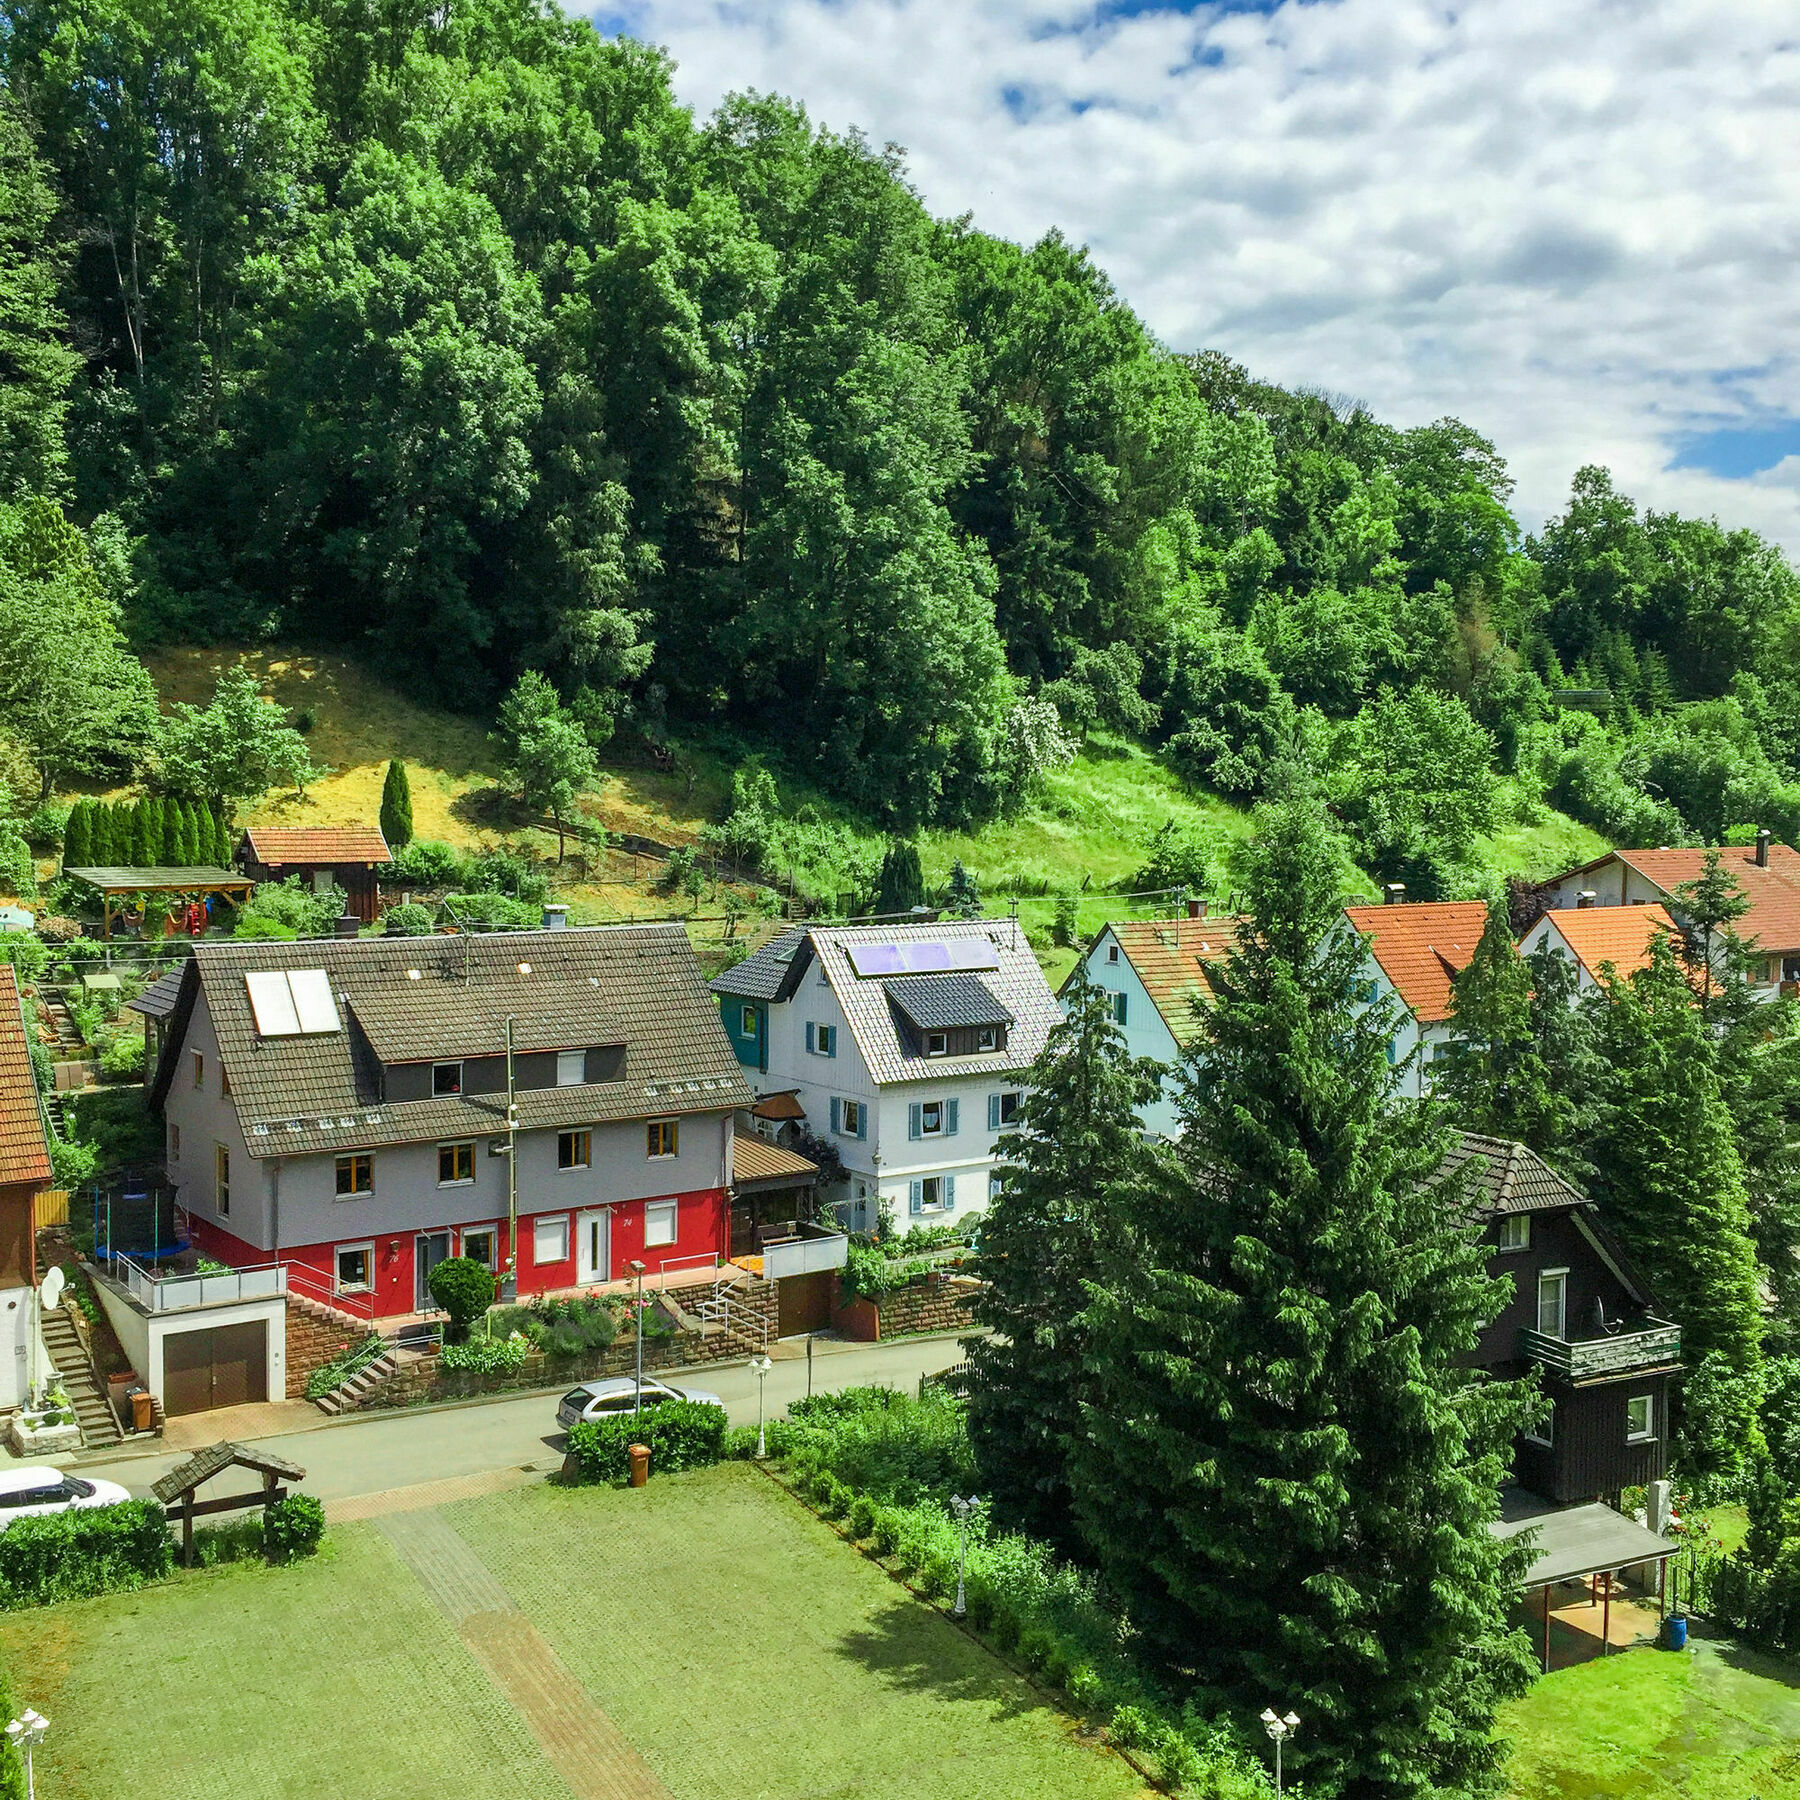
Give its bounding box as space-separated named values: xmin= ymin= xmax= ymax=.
xmin=163 ymin=1322 xmax=268 ymax=1416
xmin=777 ymin=1271 xmax=835 ymax=1338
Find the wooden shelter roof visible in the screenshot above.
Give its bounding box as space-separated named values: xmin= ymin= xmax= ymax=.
xmin=65 ymin=866 xmax=253 ymax=894
xmin=151 ymin=1440 xmax=307 ymax=1502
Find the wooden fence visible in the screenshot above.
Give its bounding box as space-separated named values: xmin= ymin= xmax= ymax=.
xmin=33 ymin=1189 xmax=70 ymax=1230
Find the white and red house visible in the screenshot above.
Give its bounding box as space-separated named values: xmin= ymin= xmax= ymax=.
xmin=148 ymin=922 xmax=752 ymax=1319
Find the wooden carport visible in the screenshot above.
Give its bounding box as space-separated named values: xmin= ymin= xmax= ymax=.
xmin=63 ymin=866 xmax=255 ymax=939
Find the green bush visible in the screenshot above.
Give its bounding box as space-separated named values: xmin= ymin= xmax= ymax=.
xmin=381 ymin=901 xmax=434 ymax=936
xmin=232 ymin=913 xmax=298 ymax=941
xmin=918 ymin=1552 xmax=956 ymax=1599
xmin=563 ymin=1399 xmax=727 ymax=1485
xmin=438 ymin=1334 xmax=529 ymax=1374
xmin=847 ymin=1494 xmax=878 ymax=1539
xmin=1067 ymin=1663 xmax=1103 ymax=1709
xmin=0 ymin=1499 xmax=172 ymax=1608
xmin=0 ymin=935 xmax=48 ymax=982
xmin=382 ymin=839 xmax=466 ymax=889
xmin=870 ymin=1507 xmax=904 ymax=1557
xmin=262 ymin=1493 xmax=326 ymax=1564
xmin=1108 ymin=1704 xmax=1153 ymax=1750
xmin=988 ymin=1600 xmax=1021 ymax=1652
xmin=426 ymin=1256 xmax=496 ymax=1342
xmin=98 ymin=1028 xmax=145 ymax=1077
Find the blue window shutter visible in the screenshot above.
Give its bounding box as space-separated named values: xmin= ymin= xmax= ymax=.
xmin=908 ymin=1103 xmax=922 ymax=1140
xmin=825 ymin=1025 xmax=836 ymax=1057
xmin=945 ymin=1098 xmax=959 ymax=1136
xmin=805 ymin=1022 xmax=816 ymax=1054
xmin=857 ymin=1105 xmax=867 ymax=1141
xmin=988 ymin=1093 xmax=1001 ymax=1131
xmin=909 ymin=1180 xmax=923 ymax=1215
xmin=829 ymin=1097 xmax=841 ymax=1134
xmin=1113 ymin=991 xmax=1129 ymax=1025
xmin=943 ymin=1175 xmax=956 ymax=1212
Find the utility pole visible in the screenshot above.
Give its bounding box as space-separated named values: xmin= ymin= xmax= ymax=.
xmin=503 ymin=1015 xmax=518 ymax=1302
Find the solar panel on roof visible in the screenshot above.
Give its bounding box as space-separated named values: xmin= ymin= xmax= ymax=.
xmin=245 ymin=970 xmax=300 ymax=1036
xmin=288 ymin=969 xmax=340 ymax=1033
xmin=846 ymin=939 xmax=1000 ymax=978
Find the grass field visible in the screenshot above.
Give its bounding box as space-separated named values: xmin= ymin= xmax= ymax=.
xmin=0 ymin=1465 xmax=1148 ymax=1800
xmin=1499 ymin=1630 xmax=1800 ymax=1800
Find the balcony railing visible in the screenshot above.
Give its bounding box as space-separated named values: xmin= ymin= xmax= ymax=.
xmin=116 ymin=1255 xmax=288 ymax=1314
xmin=760 ymin=1222 xmax=849 ymax=1282
xmin=1518 ymin=1317 xmax=1681 ymax=1379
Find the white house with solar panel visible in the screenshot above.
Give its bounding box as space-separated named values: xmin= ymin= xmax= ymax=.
xmin=711 ymin=921 xmax=1062 ymax=1232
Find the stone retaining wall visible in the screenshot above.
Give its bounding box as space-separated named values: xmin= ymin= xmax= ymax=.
xmin=833 ymin=1271 xmax=980 ymax=1342
xmin=284 ymin=1299 xmax=368 ymax=1399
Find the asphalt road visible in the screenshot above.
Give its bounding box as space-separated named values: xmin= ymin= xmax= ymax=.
xmin=79 ymin=1332 xmax=971 ymax=1502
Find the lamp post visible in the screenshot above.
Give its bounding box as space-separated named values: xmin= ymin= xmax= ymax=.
xmin=7 ymin=1708 xmax=47 ymax=1800
xmin=948 ymin=1494 xmax=976 ymax=1619
xmin=1260 ymin=1708 xmax=1300 ymax=1798
xmin=628 ymin=1258 xmax=647 ymax=1416
xmin=750 ymin=1353 xmax=773 ymax=1457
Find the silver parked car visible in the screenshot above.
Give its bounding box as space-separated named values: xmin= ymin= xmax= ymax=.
xmin=0 ymin=1466 xmax=131 ymax=1528
xmin=556 ymin=1376 xmax=725 ymax=1429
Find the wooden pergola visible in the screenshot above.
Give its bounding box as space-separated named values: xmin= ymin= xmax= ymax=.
xmin=63 ymin=866 xmax=255 ymax=939
xmin=150 ymin=1440 xmax=307 ymax=1567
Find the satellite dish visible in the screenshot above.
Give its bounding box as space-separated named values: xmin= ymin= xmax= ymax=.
xmin=38 ymin=1267 xmax=64 ymax=1313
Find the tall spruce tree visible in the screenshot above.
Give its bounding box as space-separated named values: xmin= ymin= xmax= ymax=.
xmin=60 ymin=799 xmax=90 ymax=870
xmin=874 ymin=841 xmax=926 ymax=917
xmin=178 ymin=799 xmax=202 ymax=866
xmin=380 ymin=758 xmax=414 ymax=849
xmin=129 ymin=797 xmax=154 ymax=866
xmin=964 ymin=970 xmax=1164 ymax=1545
xmin=1671 ymin=848 xmax=1751 ymax=1016
xmin=158 ymin=794 xmax=182 ymax=864
xmin=1070 ymin=781 xmax=1538 ymax=1799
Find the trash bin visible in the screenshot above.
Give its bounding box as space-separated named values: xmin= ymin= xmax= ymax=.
xmin=628 ymin=1443 xmax=651 ymax=1488
xmin=129 ymin=1388 xmax=154 ymax=1433
xmin=1662 ymin=1615 xmax=1688 ymax=1651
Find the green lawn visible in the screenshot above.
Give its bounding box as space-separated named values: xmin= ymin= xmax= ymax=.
xmin=0 ymin=1465 xmax=1147 ymax=1800
xmin=1500 ymin=1633 xmax=1800 ymax=1799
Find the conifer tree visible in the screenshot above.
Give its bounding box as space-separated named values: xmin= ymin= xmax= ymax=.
xmin=178 ymin=799 xmax=202 ymax=866
xmin=874 ymin=841 xmax=925 ymax=916
xmin=965 ymin=970 xmax=1163 ymax=1545
xmin=944 ymin=858 xmax=980 ymax=919
xmin=159 ymin=795 xmax=183 ymax=864
xmin=1070 ymin=779 xmax=1538 ymax=1799
xmin=60 ymin=799 xmax=90 ymax=870
xmin=211 ymin=809 xmax=233 ymax=866
xmin=380 ymin=758 xmax=414 ymax=849
xmin=88 ymin=803 xmax=113 ymax=865
xmin=1672 ymin=848 xmax=1751 ymax=1016
xmin=130 ymin=797 xmax=155 ymax=866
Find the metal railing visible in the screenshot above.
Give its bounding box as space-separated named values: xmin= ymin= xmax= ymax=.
xmin=116 ymin=1255 xmax=288 ymax=1314
xmin=653 ymin=1251 xmax=723 ymax=1283
xmin=284 ymin=1260 xmax=377 ymax=1321
xmin=1518 ymin=1318 xmax=1681 ymax=1379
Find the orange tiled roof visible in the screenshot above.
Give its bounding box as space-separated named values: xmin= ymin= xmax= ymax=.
xmin=1104 ymin=916 xmax=1245 ymax=1045
xmin=750 ymin=1090 xmax=806 ymax=1121
xmin=242 ymin=825 xmax=390 ymax=865
xmin=0 ymin=966 xmax=51 ymax=1189
xmin=1343 ymin=900 xmax=1490 ymax=1025
xmin=1610 ymin=846 xmax=1800 ymax=955
xmin=1539 ymin=903 xmax=1677 ymax=980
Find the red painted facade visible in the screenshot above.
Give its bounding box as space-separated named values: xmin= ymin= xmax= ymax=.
xmin=185 ymin=1186 xmax=728 ymax=1318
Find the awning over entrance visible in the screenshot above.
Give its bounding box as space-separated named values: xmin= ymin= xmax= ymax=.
xmin=1491 ymin=1490 xmax=1678 ymax=1589
xmin=732 ymin=1137 xmax=818 ymax=1192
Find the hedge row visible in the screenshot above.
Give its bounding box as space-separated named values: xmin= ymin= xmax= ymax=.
xmin=563 ymin=1399 xmax=728 ymax=1485
xmin=0 ymin=1501 xmax=172 ymax=1608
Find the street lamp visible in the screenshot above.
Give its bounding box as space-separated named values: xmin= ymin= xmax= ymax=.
xmin=628 ymin=1258 xmax=647 ymax=1416
xmin=948 ymin=1494 xmax=977 ymax=1619
xmin=7 ymin=1708 xmax=47 ymax=1800
xmin=750 ymin=1353 xmax=773 ymax=1457
xmin=1260 ymin=1708 xmax=1300 ymax=1798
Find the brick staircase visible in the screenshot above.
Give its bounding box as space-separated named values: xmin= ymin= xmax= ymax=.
xmin=312 ymin=1345 xmax=400 ymax=1414
xmin=284 ymin=1292 xmax=372 ymax=1398
xmin=40 ymin=1305 xmax=122 ymax=1448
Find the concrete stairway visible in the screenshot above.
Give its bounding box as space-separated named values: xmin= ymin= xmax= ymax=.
xmin=40 ymin=1306 xmax=122 ymax=1448
xmin=312 ymin=1347 xmax=399 ymax=1415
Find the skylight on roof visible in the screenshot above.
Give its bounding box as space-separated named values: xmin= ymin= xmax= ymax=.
xmin=846 ymin=939 xmax=1000 ymax=978
xmin=245 ymin=969 xmax=340 ymax=1037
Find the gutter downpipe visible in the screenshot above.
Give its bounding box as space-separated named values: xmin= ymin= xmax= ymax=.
xmin=503 ymin=1015 xmax=519 ymax=1303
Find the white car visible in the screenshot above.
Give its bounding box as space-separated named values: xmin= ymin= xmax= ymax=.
xmin=0 ymin=1466 xmax=131 ymax=1528
xmin=556 ymin=1376 xmax=725 ymax=1430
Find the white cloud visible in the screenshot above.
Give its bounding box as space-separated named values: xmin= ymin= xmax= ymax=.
xmin=602 ymin=0 xmax=1800 ymax=545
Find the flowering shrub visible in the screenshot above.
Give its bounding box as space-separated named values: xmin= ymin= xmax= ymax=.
xmin=438 ymin=1334 xmax=529 ymax=1374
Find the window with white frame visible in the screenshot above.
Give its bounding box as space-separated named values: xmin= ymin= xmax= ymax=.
xmin=975 ymin=1026 xmax=997 ymax=1051
xmin=432 ymin=1061 xmax=463 ymax=1096
xmin=1626 ymin=1394 xmax=1656 ymax=1442
xmin=461 ymin=1227 xmax=496 ymax=1270
xmin=1498 ymin=1215 xmax=1530 ymax=1253
xmin=557 ymin=1050 xmax=586 ymax=1087
xmin=533 ymin=1214 xmax=570 ymax=1265
xmin=918 ymin=1176 xmax=948 ymax=1209
xmin=1536 ymin=1269 xmax=1568 ymax=1339
xmin=838 ymin=1098 xmax=864 ymax=1138
xmin=989 ymin=1091 xmax=1022 ymax=1129
xmin=925 ymin=1031 xmax=948 ymax=1056
xmin=805 ymin=1023 xmax=837 ymax=1057
xmin=193 ymin=1050 xmax=205 ymax=1089
xmin=741 ymin=1005 xmax=758 ymax=1036
xmin=644 ymin=1199 xmax=678 ymax=1247
xmin=1524 ymin=1401 xmax=1554 ymax=1447
xmin=1106 ymin=943 xmax=1119 ymax=964
xmin=921 ymin=1100 xmax=944 ymax=1135
xmin=335 ymin=1243 xmax=373 ymax=1293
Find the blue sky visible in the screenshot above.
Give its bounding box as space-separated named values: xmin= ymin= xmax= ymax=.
xmin=597 ymin=0 xmax=1800 ymax=544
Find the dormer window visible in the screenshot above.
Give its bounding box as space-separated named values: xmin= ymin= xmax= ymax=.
xmin=433 ymin=1062 xmax=463 ymax=1097
xmin=975 ymin=1026 xmax=997 ymax=1051
xmin=925 ymin=1031 xmax=948 ymax=1057
xmin=556 ymin=1050 xmax=585 ymax=1087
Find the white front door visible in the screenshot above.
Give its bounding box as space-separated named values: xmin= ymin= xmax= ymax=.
xmin=576 ymin=1209 xmax=610 ymax=1286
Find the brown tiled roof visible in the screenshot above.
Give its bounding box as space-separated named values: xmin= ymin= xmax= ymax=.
xmin=1537 ymin=904 xmax=1676 ymax=980
xmin=751 ymin=1090 xmax=805 ymax=1121
xmin=1442 ymin=1131 xmax=1588 ymax=1218
xmin=732 ymin=1138 xmax=817 ymax=1185
xmin=1343 ymin=900 xmax=1490 ymax=1024
xmin=1611 ymin=846 xmax=1800 ymax=955
xmin=241 ymin=826 xmax=390 ymax=866
xmin=1094 ymin=917 xmax=1245 ymax=1046
xmin=154 ymin=925 xmax=751 ymax=1159
xmin=0 ymin=966 xmax=50 ymax=1189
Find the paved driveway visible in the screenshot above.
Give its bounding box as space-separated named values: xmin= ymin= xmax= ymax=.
xmin=77 ymin=1331 xmax=971 ymax=1502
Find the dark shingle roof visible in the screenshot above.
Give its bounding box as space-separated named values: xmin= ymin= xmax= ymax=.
xmin=125 ymin=966 xmax=187 ymax=1020
xmin=886 ymin=974 xmax=1014 ymax=1034
xmin=1444 ymin=1131 xmax=1588 ymax=1217
xmin=155 ymin=925 xmax=751 ymax=1159
xmin=711 ymin=930 xmax=806 ymax=1002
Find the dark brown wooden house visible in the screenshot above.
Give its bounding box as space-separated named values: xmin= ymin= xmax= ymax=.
xmin=1449 ymin=1132 xmax=1680 ymax=1507
xmin=238 ymin=826 xmax=390 ymax=924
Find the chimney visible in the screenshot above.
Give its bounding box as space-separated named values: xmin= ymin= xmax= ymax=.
xmin=1756 ymin=829 xmax=1771 ymax=869
xmin=333 ymin=913 xmax=359 ymax=939
xmin=1186 ymin=898 xmax=1207 ymax=920
xmin=542 ymin=905 xmax=569 ymax=931
xmin=1384 ymin=883 xmax=1406 ymax=905
xmin=1576 ymin=890 xmax=1597 ymax=910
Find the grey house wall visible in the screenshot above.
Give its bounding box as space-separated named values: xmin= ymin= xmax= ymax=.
xmin=161 ymin=993 xmax=262 ymax=1245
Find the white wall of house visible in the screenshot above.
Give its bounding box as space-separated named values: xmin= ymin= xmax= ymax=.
xmin=0 ymin=1286 xmax=41 ymax=1408
xmin=1075 ymin=929 xmax=1184 ymax=1138
xmin=1344 ymin=941 xmax=1436 ymax=1099
xmin=162 ymin=992 xmax=258 ymax=1240
xmin=88 ymin=1274 xmax=288 ymax=1409
xmin=1538 ymin=858 xmax=1649 ymax=912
